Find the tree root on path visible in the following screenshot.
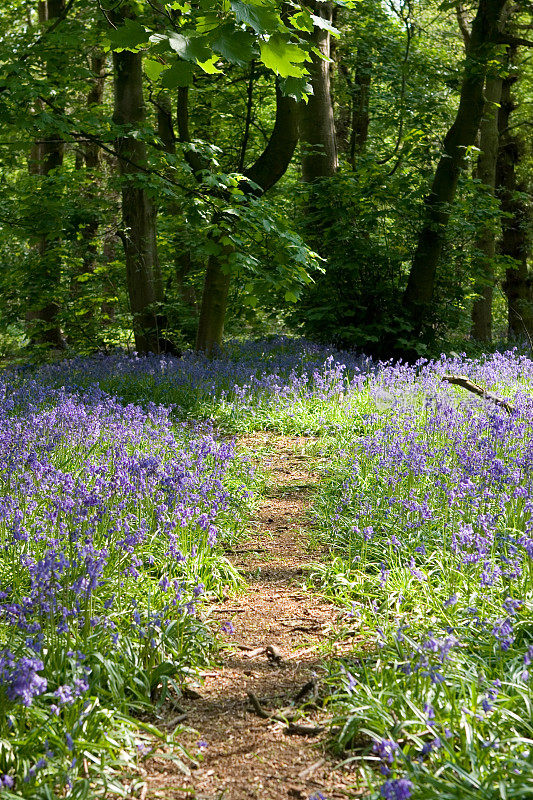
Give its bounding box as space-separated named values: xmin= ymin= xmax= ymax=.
xmin=246 ymin=691 xmax=325 ymax=736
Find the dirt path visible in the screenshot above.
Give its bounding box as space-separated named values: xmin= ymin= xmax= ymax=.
xmin=144 ymin=434 xmax=358 ymax=800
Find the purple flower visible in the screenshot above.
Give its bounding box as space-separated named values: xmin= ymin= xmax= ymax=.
xmin=444 ymin=593 xmax=458 ymax=608
xmin=373 ymin=738 xmax=399 ymax=764
xmin=481 ymin=698 xmax=493 ymax=714
xmin=220 ymin=621 xmax=234 ymax=634
xmin=409 ymin=558 xmax=426 ymax=582
xmin=380 ymin=778 xmax=413 ymax=800
xmin=55 ymin=684 xmax=74 ymax=705
xmin=492 ymin=618 xmax=514 ymax=651
xmin=1 ymin=655 xmax=47 ymax=707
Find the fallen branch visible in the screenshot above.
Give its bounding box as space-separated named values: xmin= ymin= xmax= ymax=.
xmin=298 ymin=758 xmax=326 ymax=780
xmin=441 ymin=375 xmax=514 ymax=414
xmin=286 ymin=721 xmax=325 ymax=736
xmin=241 ymin=646 xmax=266 ymax=659
xmin=163 ymin=713 xmax=188 ymax=728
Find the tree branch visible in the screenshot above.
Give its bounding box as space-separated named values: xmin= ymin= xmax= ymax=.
xmin=244 ymin=80 xmax=300 ymax=194
xmin=38 ymin=94 xmax=195 ymax=196
xmin=442 ymin=375 xmax=514 ymax=413
xmin=237 ymin=60 xmax=255 ymax=172
xmin=176 ymin=86 xmax=210 ymax=174
xmin=455 ymin=3 xmax=471 ymax=46
xmin=497 ymin=33 xmax=533 ymax=47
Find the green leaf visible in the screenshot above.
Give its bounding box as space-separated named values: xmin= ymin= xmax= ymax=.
xmin=108 ymin=19 xmax=148 ymax=52
xmin=164 ymin=31 xmax=211 ymax=63
xmin=280 ymin=75 xmax=312 ymax=100
xmin=260 ymin=35 xmax=309 ymax=78
xmin=144 ymin=59 xmax=167 ymax=82
xmin=310 ymin=13 xmax=340 ymax=36
xmin=210 ymin=24 xmax=255 ymax=65
xmin=289 ymin=11 xmax=314 ymax=32
xmin=230 ymin=0 xmax=281 ymax=34
xmin=197 ymin=56 xmax=223 ymax=74
xmin=284 ymin=289 xmax=299 ymax=302
xmin=161 ymin=61 xmax=195 ymax=88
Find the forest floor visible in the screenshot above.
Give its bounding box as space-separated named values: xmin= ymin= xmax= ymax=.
xmin=142 ymin=434 xmax=360 ymax=800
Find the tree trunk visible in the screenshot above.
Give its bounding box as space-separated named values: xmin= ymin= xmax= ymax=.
xmin=81 ymin=52 xmax=106 ymax=272
xmin=85 ymin=52 xmax=106 ymax=169
xmin=158 ymin=93 xmax=199 ymax=317
xmin=300 ymin=1 xmax=338 ymax=181
xmin=470 ymin=72 xmax=503 ymax=342
xmin=195 ymin=248 xmax=232 ymax=354
xmin=27 ymin=0 xmax=67 ymax=349
xmin=497 ymin=50 xmax=533 ymax=341
xmin=347 ymin=46 xmax=372 ymax=165
xmin=156 ymin=91 xmax=176 ymax=156
xmin=194 ymin=83 xmax=300 ymax=354
xmin=113 ymin=40 xmax=161 ymax=353
xmin=403 ymin=0 xmax=508 ymax=335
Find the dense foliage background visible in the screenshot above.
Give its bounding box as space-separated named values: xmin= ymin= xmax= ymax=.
xmin=0 ymin=0 xmax=531 ymax=360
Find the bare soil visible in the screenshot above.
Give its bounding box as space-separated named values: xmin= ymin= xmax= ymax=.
xmin=142 ymin=434 xmax=359 ymax=800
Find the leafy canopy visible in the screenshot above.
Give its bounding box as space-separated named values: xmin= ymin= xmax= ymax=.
xmin=104 ymin=0 xmax=359 ymax=96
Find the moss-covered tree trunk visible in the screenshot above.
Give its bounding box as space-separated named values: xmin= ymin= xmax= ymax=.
xmin=470 ymin=72 xmax=503 ymax=342
xmin=300 ymin=1 xmax=338 ymax=181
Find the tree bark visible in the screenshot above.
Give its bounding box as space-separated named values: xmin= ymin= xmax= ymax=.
xmin=470 ymin=71 xmax=503 ymax=342
xmin=497 ymin=50 xmax=533 ymax=341
xmin=349 ymin=47 xmax=371 ymax=165
xmin=80 ymin=52 xmax=106 ymax=272
xmin=156 ymin=91 xmax=176 ymax=156
xmin=112 ymin=36 xmax=161 ymax=353
xmin=194 ymin=246 xmax=233 ymax=354
xmin=403 ymin=0 xmax=508 ymax=335
xmin=194 ymin=83 xmax=300 ymax=354
xmin=300 ymin=1 xmax=338 ymax=181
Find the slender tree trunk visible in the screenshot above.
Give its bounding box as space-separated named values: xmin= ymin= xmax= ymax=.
xmin=80 ymin=52 xmax=106 ymax=273
xmin=497 ymin=51 xmax=533 ymax=341
xmin=158 ymin=93 xmax=198 ymax=317
xmin=156 ymin=92 xmax=175 ymax=156
xmin=403 ymin=0 xmax=508 ymax=334
xmin=337 ymin=46 xmax=372 ymax=165
xmin=470 ymin=72 xmax=503 ymax=342
xmin=348 ymin=47 xmax=372 ymax=165
xmin=194 ymin=83 xmax=300 ymax=354
xmin=27 ymin=0 xmax=67 ymax=349
xmin=300 ymin=1 xmax=338 ymax=181
xmin=112 ymin=39 xmax=161 ymax=353
xmin=85 ymin=52 xmax=106 ymax=169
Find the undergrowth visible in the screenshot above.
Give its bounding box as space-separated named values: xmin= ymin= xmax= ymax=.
xmin=3 ymin=337 xmax=533 ymax=798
